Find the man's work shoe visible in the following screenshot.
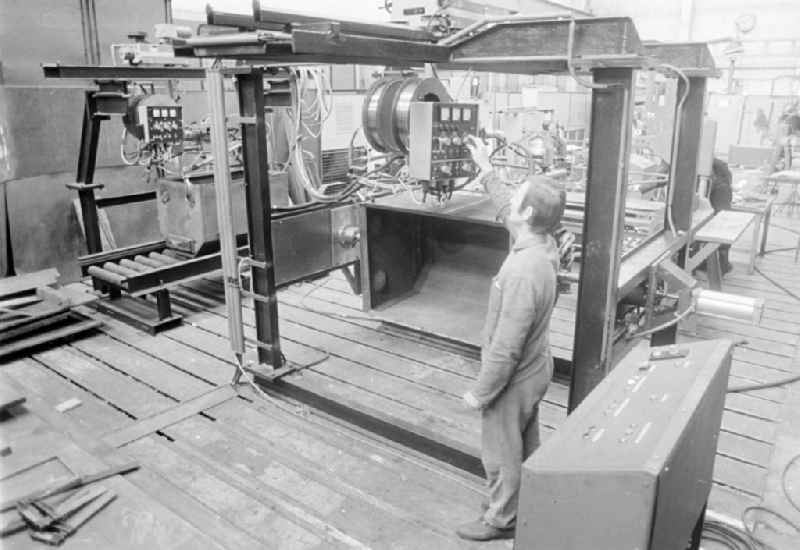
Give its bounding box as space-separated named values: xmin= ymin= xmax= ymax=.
xmin=456 ymin=519 xmax=515 ymax=541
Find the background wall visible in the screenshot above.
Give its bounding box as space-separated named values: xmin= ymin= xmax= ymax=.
xmin=589 ymin=0 xmax=800 ymax=95
xmin=0 ymin=0 xmax=169 ymax=279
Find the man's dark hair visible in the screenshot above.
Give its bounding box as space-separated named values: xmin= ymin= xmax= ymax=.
xmin=520 ymin=176 xmax=565 ymax=233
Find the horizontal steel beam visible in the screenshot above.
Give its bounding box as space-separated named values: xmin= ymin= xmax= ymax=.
xmin=643 ymin=41 xmax=719 ymax=77
xmin=251 ymin=3 xmax=436 ymax=42
xmin=95 ymin=190 xmax=157 ymax=208
xmin=291 ymin=29 xmax=451 ymax=63
xmin=42 ymin=63 xmax=207 ymax=80
xmin=451 ymin=17 xmax=643 ymax=68
xmin=207 ymin=7 xmax=436 ymax=43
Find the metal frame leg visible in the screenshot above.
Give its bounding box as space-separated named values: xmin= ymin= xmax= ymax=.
xmin=236 ymin=69 xmax=283 ymax=369
xmin=155 ymin=289 xmax=172 ymax=320
xmin=707 ymin=250 xmax=723 ymax=290
xmin=652 ymin=75 xmax=707 ymax=347
xmin=748 ymin=213 xmax=760 ymax=274
xmin=74 ymin=93 xmax=104 ymax=255
xmin=687 ymin=501 xmax=707 ymax=550
xmin=568 ymin=68 xmax=634 ymax=413
xmin=760 ymin=202 xmax=772 ymax=256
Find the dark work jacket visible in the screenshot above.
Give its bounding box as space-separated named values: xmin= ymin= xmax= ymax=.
xmin=473 ymin=233 xmax=558 ymax=407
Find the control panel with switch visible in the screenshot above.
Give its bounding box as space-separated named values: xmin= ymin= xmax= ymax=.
xmin=408 ymin=102 xmax=479 ymax=194
xmin=137 ymin=104 xmax=183 ymax=148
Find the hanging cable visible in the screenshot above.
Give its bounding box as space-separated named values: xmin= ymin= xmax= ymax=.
xmin=566 ymin=18 xmax=611 ymax=90
xmin=660 ymin=63 xmax=691 ymax=236
xmin=627 ymin=303 xmax=696 ymax=339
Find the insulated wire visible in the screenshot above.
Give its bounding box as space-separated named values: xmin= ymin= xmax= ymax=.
xmin=660 ymin=63 xmax=691 ymax=237
xmin=628 ymin=304 xmax=696 ymax=339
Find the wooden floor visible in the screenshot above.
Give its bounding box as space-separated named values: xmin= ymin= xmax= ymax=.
xmin=2 ymin=211 xmax=800 ymax=548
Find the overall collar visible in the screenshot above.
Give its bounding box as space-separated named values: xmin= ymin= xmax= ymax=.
xmin=512 ymin=232 xmax=550 ymax=251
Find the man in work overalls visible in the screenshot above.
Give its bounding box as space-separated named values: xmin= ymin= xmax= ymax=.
xmin=456 ymin=137 xmax=564 ymax=542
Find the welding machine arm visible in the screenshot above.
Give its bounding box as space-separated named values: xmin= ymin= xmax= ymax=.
xmin=469 ymin=276 xmax=538 ymax=408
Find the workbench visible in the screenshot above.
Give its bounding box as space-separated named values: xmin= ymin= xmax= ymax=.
xmin=732 ymin=193 xmax=775 ymax=258
xmin=763 ymin=170 xmax=800 ymax=215
xmin=688 ymin=210 xmax=758 ymax=288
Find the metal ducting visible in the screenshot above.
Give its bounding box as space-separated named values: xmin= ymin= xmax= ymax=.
xmin=361 ymin=76 xmax=451 ymax=154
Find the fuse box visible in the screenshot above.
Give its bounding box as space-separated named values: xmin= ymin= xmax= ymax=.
xmin=137 ymin=104 xmax=183 ymax=148
xmin=408 ymin=102 xmax=479 ymax=183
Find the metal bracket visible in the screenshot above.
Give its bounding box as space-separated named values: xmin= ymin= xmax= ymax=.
xmin=228 ymin=115 xmax=257 ymax=126
xmin=66 ymin=182 xmax=105 ymax=191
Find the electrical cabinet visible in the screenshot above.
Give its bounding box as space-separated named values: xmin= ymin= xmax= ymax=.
xmin=408 ymin=102 xmax=479 ymax=181
xmin=137 ymin=104 xmax=183 ymax=147
xmin=515 ymin=339 xmax=734 ymax=550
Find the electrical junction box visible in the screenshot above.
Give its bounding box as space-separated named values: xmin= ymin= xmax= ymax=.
xmin=408 ymin=101 xmax=479 ymax=181
xmin=515 ymin=339 xmax=734 ymax=550
xmin=137 ymin=104 xmax=183 ymax=147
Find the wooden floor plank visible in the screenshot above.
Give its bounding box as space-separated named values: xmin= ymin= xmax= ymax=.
xmin=55 ymin=440 xmax=226 ymax=550
xmin=31 ymin=347 xmax=176 ymax=419
xmin=125 ymin=436 xmax=334 ymax=550
xmin=723 ymin=392 xmax=782 ymax=421
xmin=167 ymin=415 xmax=475 ymax=550
xmin=103 ymin=386 xmax=237 ymax=448
xmin=85 ymin=309 xmax=234 ymax=386
xmin=2 ymin=358 xmax=133 ymax=436
xmin=70 ymin=334 xmax=214 ymax=402
xmin=720 ymin=410 xmax=777 ymax=444
xmin=125 ymin=466 xmax=265 ymax=550
xmin=708 ymin=483 xmax=760 ymax=520
xmin=185 ymin=307 xmax=567 ymax=436
xmin=208 ymin=397 xmax=489 ymax=511
xmin=712 ymin=455 xmax=767 ymax=497
xmin=716 ymin=431 xmax=774 ymax=467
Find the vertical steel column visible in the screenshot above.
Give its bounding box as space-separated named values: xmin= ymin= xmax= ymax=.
xmin=207 ymin=64 xmax=245 ymax=363
xmin=74 ymin=93 xmax=104 ymax=255
xmin=568 ymin=68 xmax=635 ymax=413
xmin=236 ymin=69 xmax=283 ymax=368
xmin=651 ymin=76 xmax=707 ymax=347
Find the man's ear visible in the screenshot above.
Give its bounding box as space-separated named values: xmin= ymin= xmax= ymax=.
xmin=522 ymin=205 xmax=534 ymax=223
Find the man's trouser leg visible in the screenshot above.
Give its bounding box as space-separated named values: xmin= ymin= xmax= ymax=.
xmin=481 ymin=365 xmax=551 ymax=529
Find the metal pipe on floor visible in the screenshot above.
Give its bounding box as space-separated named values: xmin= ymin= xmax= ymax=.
xmin=207 ymin=63 xmax=245 ymax=362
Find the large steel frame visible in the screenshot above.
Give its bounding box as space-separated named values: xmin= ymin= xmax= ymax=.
xmin=180 ymin=10 xmax=717 ymax=407
xmin=45 ymin=15 xmax=718 ymax=519
xmin=43 ymin=10 xmax=719 ymax=546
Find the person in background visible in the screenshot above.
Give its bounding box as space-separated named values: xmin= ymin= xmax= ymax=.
xmin=454 ymin=136 xmax=564 ymax=542
xmin=772 ymin=113 xmax=800 ymax=172
xmin=709 ymin=157 xmax=734 ymax=274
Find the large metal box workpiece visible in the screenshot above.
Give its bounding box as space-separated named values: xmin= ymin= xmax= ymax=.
xmin=515 ymin=339 xmax=734 ymax=550
xmin=157 ymin=172 xmax=289 ymax=255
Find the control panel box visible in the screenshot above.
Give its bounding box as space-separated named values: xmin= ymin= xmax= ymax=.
xmin=515 ymin=339 xmax=734 ymax=550
xmin=137 ymin=105 xmax=183 ymax=147
xmin=408 ymin=102 xmax=479 ymax=182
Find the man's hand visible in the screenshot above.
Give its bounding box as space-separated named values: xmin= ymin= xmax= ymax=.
xmin=465 ymin=135 xmax=493 ymax=174
xmin=462 ymin=391 xmax=482 ymax=411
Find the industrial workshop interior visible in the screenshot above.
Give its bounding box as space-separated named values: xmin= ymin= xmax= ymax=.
xmin=3 ymin=0 xmax=800 ymax=548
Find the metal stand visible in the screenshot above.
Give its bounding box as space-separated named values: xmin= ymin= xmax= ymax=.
xmin=237 ymin=68 xmax=283 ymax=369
xmin=568 ymin=68 xmax=634 ymax=412
xmin=687 ymin=502 xmax=707 ymax=550
xmin=652 ymin=76 xmax=708 ymax=347
xmin=207 ymin=65 xmax=283 ymax=377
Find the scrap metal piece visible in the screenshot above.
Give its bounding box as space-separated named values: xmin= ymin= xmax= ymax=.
xmin=30 ymin=490 xmax=116 ymax=546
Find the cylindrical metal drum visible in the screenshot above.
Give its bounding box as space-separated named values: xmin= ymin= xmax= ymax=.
xmin=362 ymin=76 xmax=451 ymax=154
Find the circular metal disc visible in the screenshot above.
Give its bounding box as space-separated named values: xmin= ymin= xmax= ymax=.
xmin=362 ymin=76 xmax=452 ymax=155
xmin=392 ymin=77 xmax=451 ymax=153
